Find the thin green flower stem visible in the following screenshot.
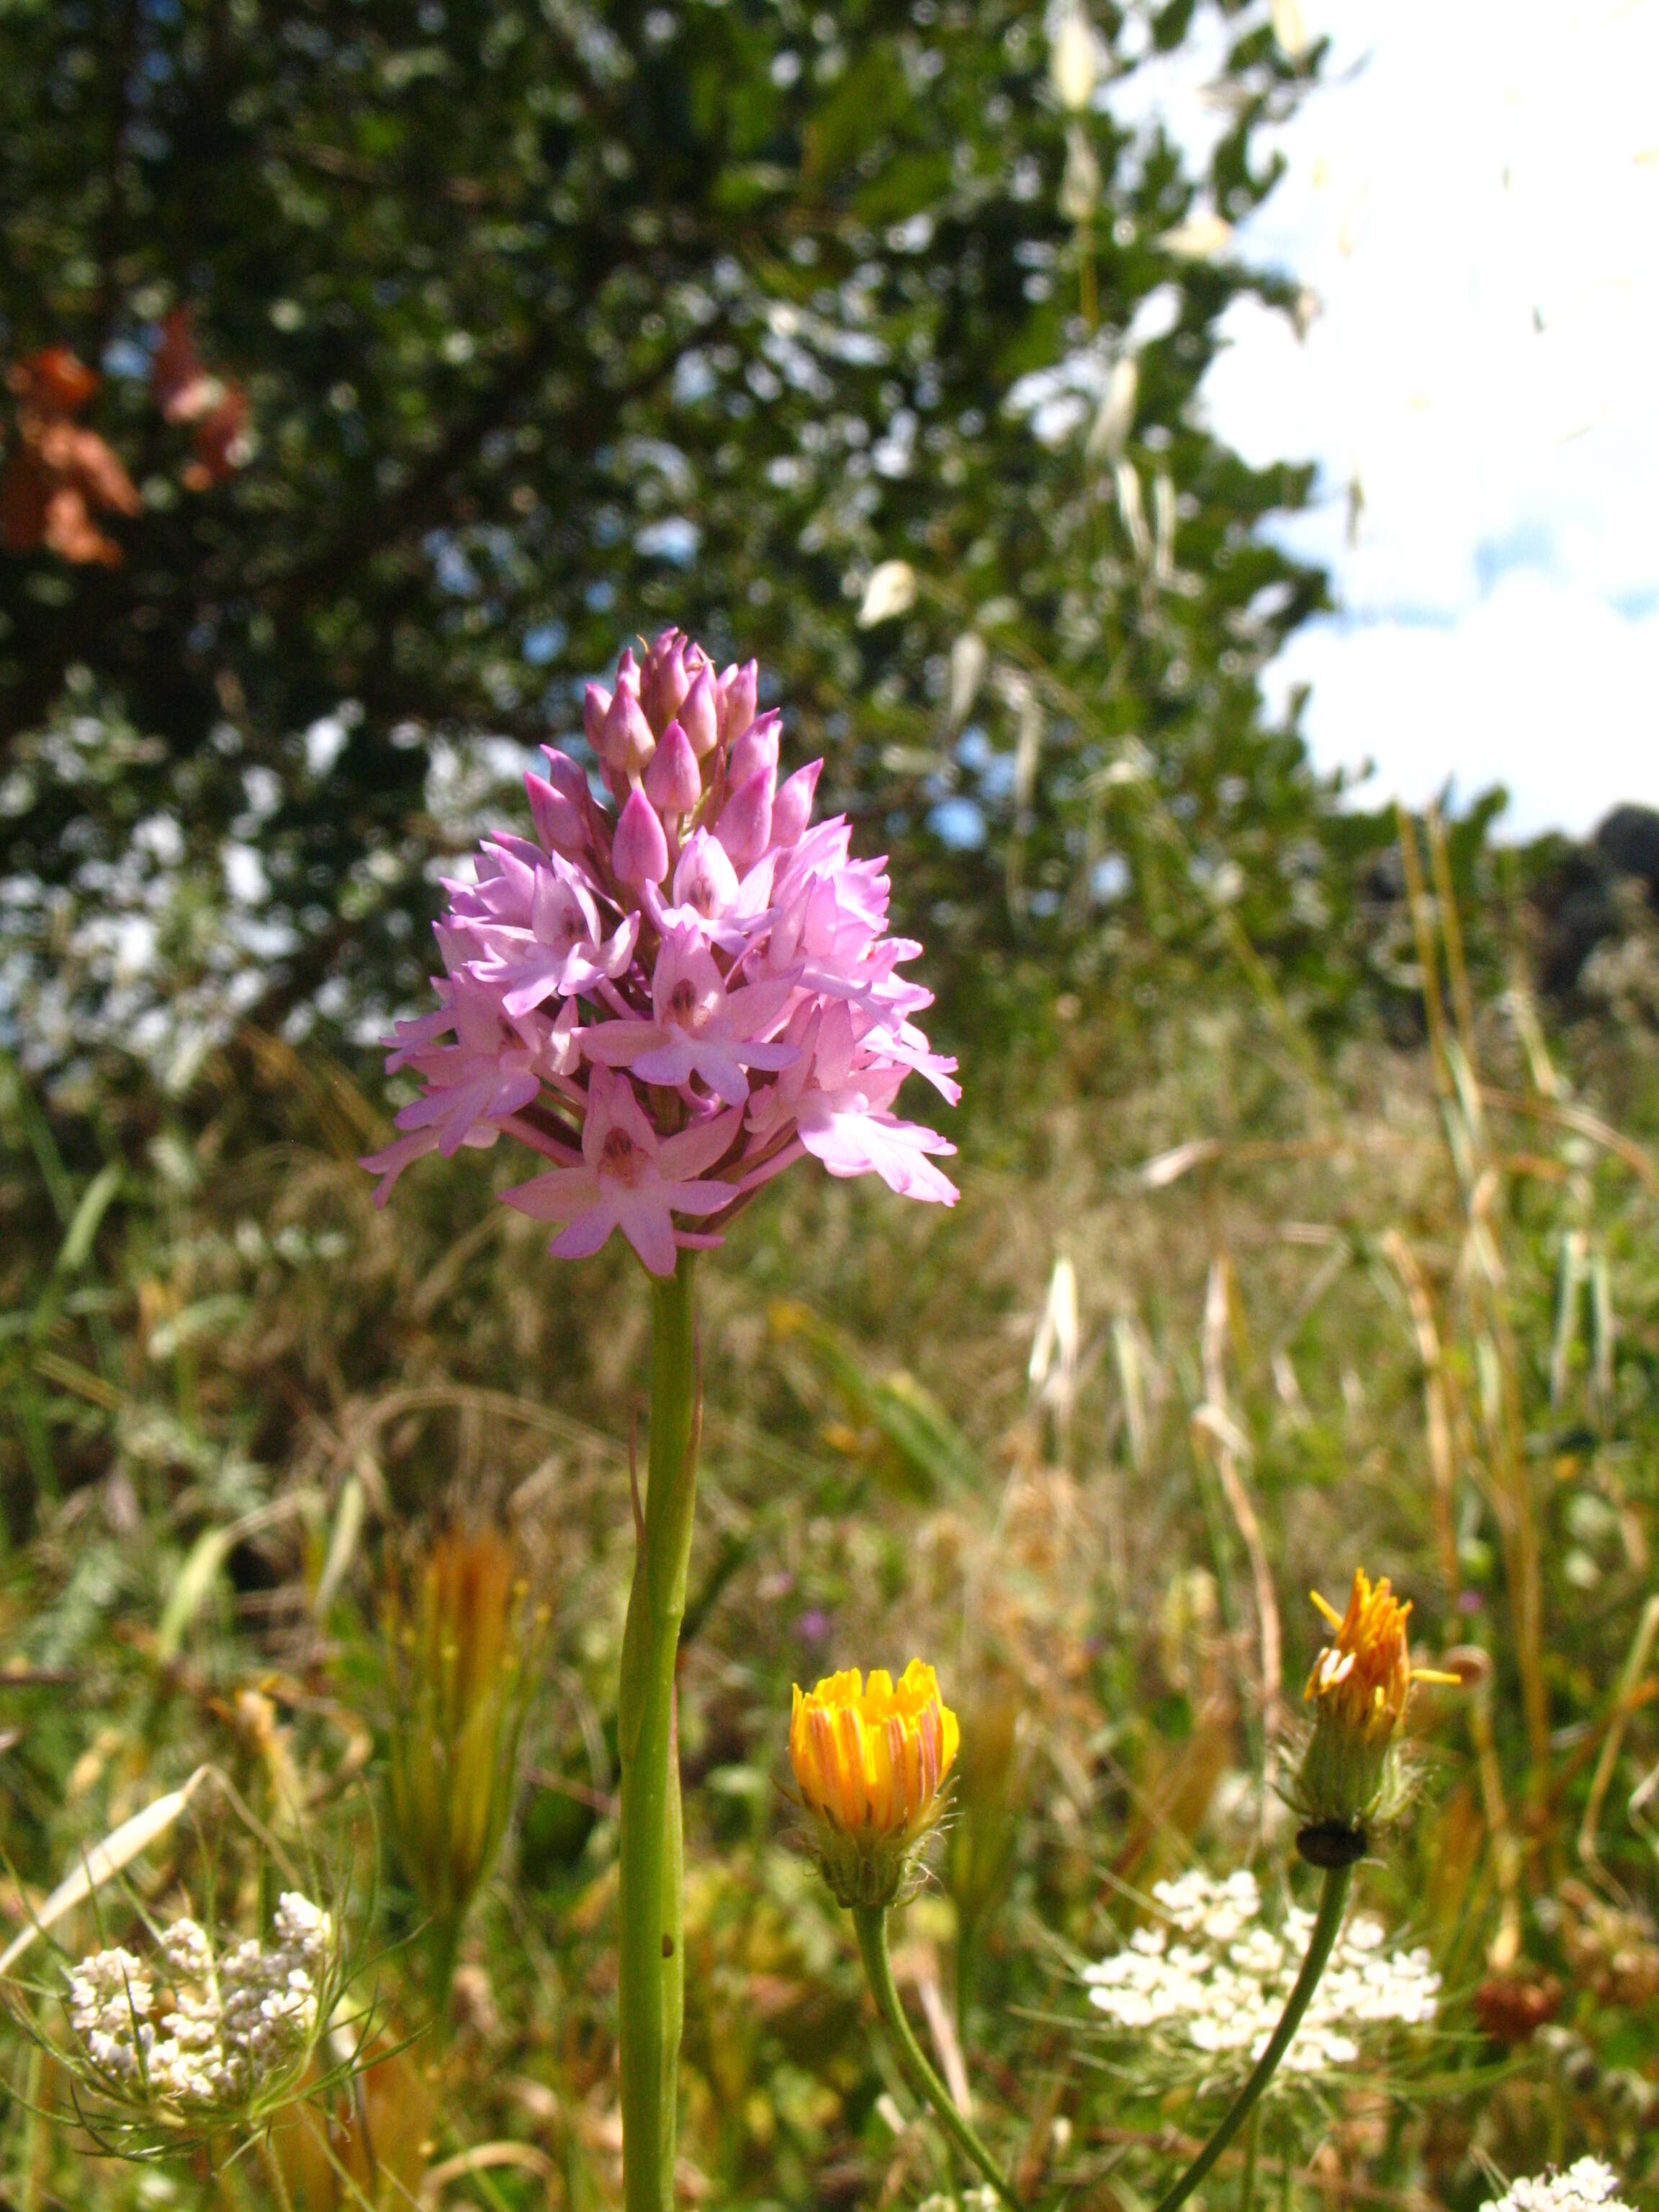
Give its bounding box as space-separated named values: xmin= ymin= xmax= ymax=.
xmin=257 ymin=2128 xmax=298 ymax=2212
xmin=851 ymin=1903 xmax=1022 ymax=2212
xmin=1238 ymin=2105 xmax=1260 ymax=2212
xmin=617 ymin=1251 xmax=700 ymax=2212
xmin=1150 ymin=1865 xmax=1354 ymax=2212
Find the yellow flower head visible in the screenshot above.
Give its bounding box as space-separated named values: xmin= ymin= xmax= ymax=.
xmin=789 ymin=1661 xmax=960 ymax=1907
xmin=1292 ymin=1568 xmax=1457 ymax=1850
xmin=1304 ymin=1569 xmax=1420 ymax=1740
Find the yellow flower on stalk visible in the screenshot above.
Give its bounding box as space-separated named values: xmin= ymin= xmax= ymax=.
xmin=789 ymin=1661 xmax=959 ymax=1907
xmin=1292 ymin=1568 xmax=1457 ymax=1857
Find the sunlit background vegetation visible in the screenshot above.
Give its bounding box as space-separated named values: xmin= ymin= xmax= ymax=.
xmin=3 ymin=1 xmax=1659 ymax=2207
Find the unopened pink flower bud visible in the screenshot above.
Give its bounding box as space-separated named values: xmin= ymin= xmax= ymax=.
xmin=716 ymin=660 xmax=758 ymax=745
xmin=727 ymin=710 xmax=781 ymax=792
xmin=770 ymin=758 xmax=822 ymax=849
xmin=716 ymin=763 xmax=775 ymax=871
xmin=584 ymin=683 xmax=611 ymax=754
xmin=642 ymin=629 xmax=691 ymax=734
xmin=615 ymin=646 xmax=642 ymax=698
xmin=680 ymin=667 xmax=719 ymax=758
xmin=644 ymin=721 xmax=703 ymax=816
xmin=613 ymin=786 xmax=670 ymax=886
xmin=526 ymin=770 xmax=587 ymax=855
xmin=541 ymin=747 xmax=590 ymax=805
xmin=603 ymin=687 xmax=657 ymax=778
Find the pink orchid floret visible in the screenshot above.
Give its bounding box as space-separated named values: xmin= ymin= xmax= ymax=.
xmin=503 ymin=1068 xmax=740 ymax=1277
xmin=361 ymin=626 xmax=958 ymax=1274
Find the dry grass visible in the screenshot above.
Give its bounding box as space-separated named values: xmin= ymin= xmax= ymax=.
xmin=2 ymin=838 xmax=1659 ymax=2209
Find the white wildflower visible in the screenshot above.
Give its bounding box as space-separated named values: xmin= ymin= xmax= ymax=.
xmin=1483 ymin=2163 xmax=1635 ymax=2212
xmin=64 ymin=1892 xmax=333 ymax=2113
xmin=67 ymin=1948 xmax=155 ymax=2082
xmin=1083 ymin=1869 xmax=1438 ymax=2077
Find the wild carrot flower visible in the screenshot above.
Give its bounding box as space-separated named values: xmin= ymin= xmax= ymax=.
xmin=1481 ymin=2166 xmax=1635 ymax=2212
xmin=1084 ymin=1867 xmax=1439 ymax=2078
xmin=1290 ymin=1568 xmax=1457 ymax=1849
xmin=63 ymin=1893 xmax=336 ymax=2122
xmin=361 ymin=629 xmax=958 ymax=1271
xmin=789 ymin=1660 xmax=960 ymax=1907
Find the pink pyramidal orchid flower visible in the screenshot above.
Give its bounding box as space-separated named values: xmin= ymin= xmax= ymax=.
xmin=750 ymin=999 xmax=958 ymax=1203
xmin=452 ymin=841 xmax=638 ymax=1017
xmin=503 ymin=1068 xmax=741 ymax=1277
xmin=361 ymin=625 xmax=958 ymax=1268
xmin=580 ymin=925 xmax=797 ymax=1107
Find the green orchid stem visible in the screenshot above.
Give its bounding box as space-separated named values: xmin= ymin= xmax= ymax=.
xmin=617 ymin=1251 xmax=700 ymax=2212
xmin=852 ymin=1903 xmax=1022 ymax=2212
xmin=1150 ymin=1864 xmax=1354 ymax=2212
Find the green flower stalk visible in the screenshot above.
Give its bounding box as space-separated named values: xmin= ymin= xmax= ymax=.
xmin=1147 ymin=1864 xmax=1354 ymax=2212
xmin=616 ymin=1251 xmax=701 ymax=2212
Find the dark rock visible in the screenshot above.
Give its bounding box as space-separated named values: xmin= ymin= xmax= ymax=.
xmin=1595 ymin=804 xmax=1659 ymax=902
xmin=1534 ymin=804 xmax=1659 ymax=995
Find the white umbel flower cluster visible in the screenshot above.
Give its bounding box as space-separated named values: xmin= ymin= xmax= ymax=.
xmin=1483 ymin=2163 xmax=1635 ymax=2212
xmin=1084 ymin=1869 xmax=1439 ymax=2073
xmin=66 ymin=1892 xmax=332 ymax=2110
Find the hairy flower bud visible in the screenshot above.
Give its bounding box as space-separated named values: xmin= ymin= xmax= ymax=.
xmin=383 ymin=1528 xmax=547 ymax=1944
xmin=790 ymin=1661 xmax=959 ymax=1909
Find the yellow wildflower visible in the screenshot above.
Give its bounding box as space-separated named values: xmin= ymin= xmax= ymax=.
xmin=1307 ymin=1570 xmax=1428 ymax=1738
xmin=789 ymin=1661 xmax=959 ymax=1907
xmin=1292 ymin=1568 xmax=1457 ymax=1855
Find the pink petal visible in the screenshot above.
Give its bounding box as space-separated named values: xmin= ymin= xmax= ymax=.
xmin=501 ymin=1165 xmax=601 ymax=1220
xmin=660 ymin=1102 xmax=746 ymax=1180
xmin=662 ymin=1177 xmax=737 ymax=1216
xmin=716 ymin=659 xmax=757 ymax=744
xmin=550 ymin=1201 xmax=625 ymax=1259
xmin=613 ymin=1191 xmax=678 ymax=1276
xmin=770 ymin=759 xmax=821 ymax=848
xmin=359 ymin=1127 xmax=441 ymax=1202
xmin=582 ymin=1019 xmax=663 ymax=1066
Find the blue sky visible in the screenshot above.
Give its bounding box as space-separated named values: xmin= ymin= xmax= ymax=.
xmin=1120 ymin=0 xmax=1659 ymax=837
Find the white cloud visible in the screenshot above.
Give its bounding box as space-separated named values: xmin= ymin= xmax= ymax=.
xmin=1265 ymin=575 xmax=1659 ymax=839
xmin=1192 ymin=0 xmax=1659 ymax=835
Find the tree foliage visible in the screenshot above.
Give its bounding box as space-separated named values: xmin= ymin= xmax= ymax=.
xmin=0 ymin=0 xmax=1362 ymax=1078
